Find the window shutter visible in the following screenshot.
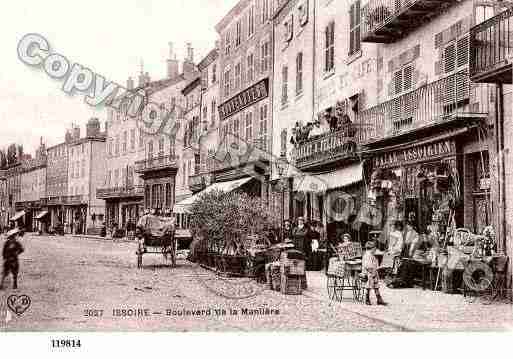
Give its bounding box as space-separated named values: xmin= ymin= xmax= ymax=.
xmin=403 ymin=65 xmax=413 ymax=91
xmin=349 ymin=4 xmax=355 ymax=55
xmin=394 ymin=70 xmax=403 ymax=95
xmin=444 ymin=43 xmax=456 ymax=73
xmin=457 ymin=36 xmax=469 ymax=67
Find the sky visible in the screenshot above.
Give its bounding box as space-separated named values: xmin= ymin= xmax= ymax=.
xmin=0 ymin=0 xmax=238 ymax=155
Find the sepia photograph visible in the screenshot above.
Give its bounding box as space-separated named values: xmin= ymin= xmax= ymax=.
xmin=1 ymin=0 xmax=513 ymax=341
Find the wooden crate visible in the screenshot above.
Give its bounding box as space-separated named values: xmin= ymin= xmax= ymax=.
xmin=280 ymin=274 xmax=302 ymax=295
xmin=280 ymin=250 xmax=306 ymax=276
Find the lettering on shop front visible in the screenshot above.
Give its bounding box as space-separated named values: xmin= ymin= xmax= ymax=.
xmin=374 ymin=140 xmax=456 ymax=168
xmin=218 ymin=78 xmax=269 ymax=121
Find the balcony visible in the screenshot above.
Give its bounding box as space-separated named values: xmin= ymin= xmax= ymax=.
xmin=470 ymin=9 xmax=513 ymax=84
xmin=96 ymin=185 xmax=144 ymax=200
xmin=62 ymin=195 xmax=86 ymax=205
xmin=357 ymin=72 xmax=490 ymax=144
xmin=292 ymin=126 xmax=359 ymax=171
xmin=189 ymin=174 xmax=208 ymax=193
xmin=362 ymin=0 xmax=457 ymax=43
xmin=47 ymin=196 xmax=63 ymax=205
xmin=134 ymin=155 xmax=179 ymax=174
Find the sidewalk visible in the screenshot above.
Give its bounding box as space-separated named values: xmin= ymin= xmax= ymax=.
xmin=303 ymin=271 xmax=513 ymax=331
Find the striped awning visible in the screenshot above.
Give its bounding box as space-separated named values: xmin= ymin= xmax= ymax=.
xmin=293 ymin=163 xmax=363 ymax=193
xmin=10 ymin=211 xmax=26 ymax=221
xmin=35 ymin=211 xmax=49 ymax=220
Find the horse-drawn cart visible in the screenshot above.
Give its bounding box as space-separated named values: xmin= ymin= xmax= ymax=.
xmin=135 ymin=214 xmax=176 ymax=268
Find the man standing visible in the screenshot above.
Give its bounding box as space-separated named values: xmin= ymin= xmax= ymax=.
xmin=0 ymin=228 xmax=24 ymax=290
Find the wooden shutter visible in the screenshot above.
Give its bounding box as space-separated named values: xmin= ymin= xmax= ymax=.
xmin=444 ymin=43 xmax=456 ymax=73
xmin=403 ymin=65 xmax=413 ymax=91
xmin=394 ymin=70 xmax=403 ymax=95
xmin=457 ymin=36 xmax=469 ymax=67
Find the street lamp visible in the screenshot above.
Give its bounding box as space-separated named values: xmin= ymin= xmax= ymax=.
xmin=276 ymin=155 xmax=289 ymax=242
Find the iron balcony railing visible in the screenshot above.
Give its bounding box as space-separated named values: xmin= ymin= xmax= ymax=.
xmin=134 ymin=155 xmax=179 ymax=173
xmin=61 ymin=195 xmax=85 ymax=205
xmin=47 ymin=196 xmax=63 ymax=205
xmin=96 ymin=185 xmax=144 ymax=199
xmin=362 ymin=0 xmax=456 ymax=43
xmin=357 ymin=71 xmax=490 ymax=143
xmin=292 ymin=126 xmax=358 ymax=169
xmin=470 ymin=8 xmax=513 ymax=83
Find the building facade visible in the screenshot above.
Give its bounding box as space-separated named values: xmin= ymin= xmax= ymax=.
xmin=214 ymin=0 xmax=274 ymax=192
xmin=46 ymin=138 xmax=69 ymax=231
xmin=469 ymin=0 xmax=513 ymax=271
xmin=65 ymin=119 xmax=106 ymax=234
xmin=0 ymin=170 xmax=7 ymax=230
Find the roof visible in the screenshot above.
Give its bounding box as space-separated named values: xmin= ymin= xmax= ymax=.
xmin=197 ymin=48 xmax=219 ymax=70
xmin=215 ymin=0 xmax=251 ymax=33
xmin=181 ymin=77 xmax=201 ymax=96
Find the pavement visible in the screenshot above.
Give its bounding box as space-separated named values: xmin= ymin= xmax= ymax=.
xmin=0 ymin=234 xmax=512 ymax=332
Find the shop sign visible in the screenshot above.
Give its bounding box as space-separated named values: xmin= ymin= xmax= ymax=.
xmin=218 ymin=78 xmax=269 ymax=121
xmin=374 ymin=139 xmax=456 ymax=168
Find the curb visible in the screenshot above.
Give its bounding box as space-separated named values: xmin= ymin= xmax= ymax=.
xmin=302 ymin=287 xmax=414 ymax=332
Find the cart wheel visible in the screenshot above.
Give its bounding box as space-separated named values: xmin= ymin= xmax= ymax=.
xmin=479 ymin=278 xmax=495 ymax=305
xmin=327 ymin=276 xmax=336 ymax=301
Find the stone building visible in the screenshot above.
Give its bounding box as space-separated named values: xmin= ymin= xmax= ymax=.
xmin=468 ymin=0 xmax=513 ymax=271
xmin=46 ymin=137 xmax=69 ymax=231
xmin=0 ymin=170 xmax=7 ymax=229
xmin=211 ymin=0 xmax=275 ymax=197
xmin=65 ymin=119 xmax=106 ymax=234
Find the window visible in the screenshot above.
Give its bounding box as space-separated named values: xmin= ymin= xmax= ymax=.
xmin=212 ymin=64 xmax=217 ymax=84
xmin=245 ymin=112 xmax=253 ymax=142
xmin=158 ymin=138 xmax=164 ymax=155
xmin=148 ymin=141 xmax=153 ymax=160
xmin=296 ymin=52 xmax=303 ymax=95
xmin=235 ymin=61 xmax=242 ymax=89
xmin=122 ymin=130 xmax=127 ymax=153
xmin=211 ymin=99 xmax=217 ymax=126
xmin=225 ymin=31 xmax=231 ymax=55
xmin=349 ymin=1 xmax=361 ymax=56
xmin=284 ymin=15 xmax=294 ymax=42
xmin=236 ymin=20 xmax=242 ymax=47
xmin=130 ymin=129 xmax=135 ymax=150
xmin=261 ymin=40 xmax=271 ymax=73
xmin=108 ymin=138 xmax=113 ymax=156
xmin=248 ymin=4 xmax=255 ymax=37
xmin=224 ymin=68 xmax=231 ymax=97
xmin=115 ymin=135 xmax=120 ymax=156
xmin=114 ymin=169 xmax=119 ymax=187
xmin=298 ymin=0 xmax=309 ymax=26
xmin=262 ymin=0 xmax=270 ymax=22
xmin=258 ymin=104 xmax=268 ymax=150
xmin=234 ymin=116 xmax=240 ymax=139
xmin=444 ymin=36 xmax=469 ymax=74
xmin=247 ymin=53 xmax=255 ymax=83
xmin=394 ymin=65 xmax=414 ymax=95
xmin=325 ymin=21 xmax=335 ymax=72
xmin=139 ymin=129 xmax=144 ymax=148
xmin=281 ymin=65 xmax=289 ymax=105
xmin=170 ymin=137 xmax=176 ymax=157
xmin=81 ymin=159 xmax=85 ymax=178
xmin=280 ymin=129 xmax=287 ymax=156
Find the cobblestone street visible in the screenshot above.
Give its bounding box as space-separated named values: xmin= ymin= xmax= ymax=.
xmin=0 ymin=235 xmax=400 ymax=331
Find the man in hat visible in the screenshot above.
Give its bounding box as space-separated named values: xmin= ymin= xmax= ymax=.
xmin=361 ymin=240 xmax=387 ymax=306
xmin=0 ymin=228 xmax=24 ymax=290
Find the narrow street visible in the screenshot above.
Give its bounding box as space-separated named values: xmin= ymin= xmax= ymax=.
xmin=0 ymin=235 xmax=399 ymax=331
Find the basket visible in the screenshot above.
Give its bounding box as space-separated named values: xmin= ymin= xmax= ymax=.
xmin=327 ymin=257 xmax=346 ymax=277
xmin=266 ymin=262 xmax=281 ymax=291
xmin=280 ymin=274 xmax=302 ymax=295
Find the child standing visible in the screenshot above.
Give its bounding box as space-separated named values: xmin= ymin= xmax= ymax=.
xmin=0 ymin=228 xmax=24 ymax=290
xmin=361 ymin=241 xmax=387 ymax=306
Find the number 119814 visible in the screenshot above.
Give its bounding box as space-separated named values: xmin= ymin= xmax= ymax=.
xmin=51 ymin=339 xmax=81 ymax=348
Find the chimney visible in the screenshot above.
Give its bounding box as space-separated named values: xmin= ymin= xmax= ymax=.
xmin=86 ymin=118 xmax=101 ymax=138
xmin=127 ymin=76 xmax=134 ymax=90
xmin=65 ymin=129 xmax=72 ymax=143
xmin=145 ymin=72 xmax=151 ymax=84
xmin=215 ymin=40 xmax=221 ymax=50
xmin=186 ymin=43 xmax=194 ymax=62
xmin=167 ymin=42 xmax=179 ymax=79
xmin=72 ymin=126 xmax=80 ymax=140
xmin=138 ymin=59 xmax=146 ymax=87
xmin=183 ymin=43 xmax=196 ymax=79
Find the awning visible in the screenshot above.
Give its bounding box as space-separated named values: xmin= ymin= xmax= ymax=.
xmin=173 ymin=177 xmax=253 ymax=214
xmin=35 ymin=211 xmax=49 ymax=220
xmin=293 ymin=163 xmax=363 ymax=193
xmin=10 ymin=211 xmax=26 ymax=221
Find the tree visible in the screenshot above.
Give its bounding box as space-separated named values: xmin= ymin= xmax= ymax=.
xmin=7 ymin=144 xmax=17 ymax=165
xmin=0 ymin=149 xmax=6 ymax=169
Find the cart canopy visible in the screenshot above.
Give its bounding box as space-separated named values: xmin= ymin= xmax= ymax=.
xmin=136 ymin=214 xmax=175 ymax=237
